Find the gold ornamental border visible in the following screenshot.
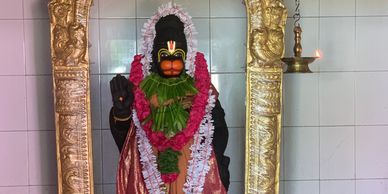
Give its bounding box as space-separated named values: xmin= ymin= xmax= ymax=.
xmin=48 ymin=0 xmax=94 ymax=193
xmin=48 ymin=1 xmax=287 ymax=194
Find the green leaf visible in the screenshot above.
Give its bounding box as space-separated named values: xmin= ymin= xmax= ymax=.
xmin=139 ymin=73 xmax=198 ymax=136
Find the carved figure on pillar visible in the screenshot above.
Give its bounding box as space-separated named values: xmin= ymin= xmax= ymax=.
xmin=248 ymin=0 xmax=286 ymax=68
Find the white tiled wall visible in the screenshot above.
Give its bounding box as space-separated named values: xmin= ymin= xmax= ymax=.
xmin=1 ymin=0 xmax=387 ymax=193
xmin=282 ymin=0 xmax=388 ymax=193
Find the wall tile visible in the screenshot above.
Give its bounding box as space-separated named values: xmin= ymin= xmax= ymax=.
xmin=229 ymin=181 xmax=244 ymax=193
xmin=0 ymin=20 xmax=25 ymax=75
xmin=90 ymin=0 xmax=99 ymax=19
xmin=320 ymin=126 xmax=355 ymax=179
xmin=283 ymin=74 xmax=319 ymax=127
xmin=136 ymin=18 xmax=147 ymax=54
xmin=284 ymin=0 xmax=319 ymax=17
xmin=103 ymin=184 xmax=116 ymax=194
xmin=91 ymin=75 xmax=101 ymax=129
xmin=100 ymin=19 xmax=136 ymax=74
xmin=279 ymin=181 xmax=285 ymax=194
xmin=210 ymin=0 xmax=246 ymax=17
xmin=26 ymin=76 xmax=54 ymax=131
xmin=0 ymin=0 xmax=22 ymax=19
xmin=320 ymin=0 xmax=355 ymax=16
xmin=284 ymin=180 xmax=319 ymax=194
xmin=29 ymin=186 xmax=57 ymax=194
xmin=94 ymin=184 xmax=103 ymax=194
xmin=285 ymin=18 xmax=319 ymax=72
xmin=355 ymin=72 xmax=388 ymax=125
xmin=320 ymin=180 xmax=355 ymax=194
xmin=280 ymin=128 xmax=285 ymax=181
xmin=211 ymin=18 xmax=246 ymax=73
xmin=192 ymin=19 xmax=210 ymax=65
xmin=24 ymin=19 xmax=51 ymax=75
xmin=23 ymin=0 xmax=49 ymax=19
xmin=356 ymin=179 xmax=388 ymax=194
xmin=355 ymin=17 xmax=388 ymax=71
xmin=284 ymin=127 xmax=319 ymax=180
xmin=28 ymin=131 xmax=56 ymax=185
xmin=356 ymin=126 xmax=388 ymax=178
xmin=318 ymin=17 xmax=355 ymax=72
xmin=211 ymin=73 xmax=246 ymax=128
xmin=225 ymin=128 xmax=245 ymax=182
xmin=136 ymin=0 xmax=171 ymax=18
xmin=174 ymin=0 xmax=209 ymax=17
xmin=0 ymin=187 xmax=28 ymax=194
xmin=89 ymin=19 xmax=100 ymax=74
xmin=93 ymin=130 xmax=103 ymax=184
xmin=0 ymin=76 xmax=27 ymax=131
xmin=356 ymin=0 xmax=388 ymax=16
xmin=99 ymin=0 xmax=135 ymax=18
xmin=0 ymin=132 xmax=28 ymax=186
xmin=102 ymin=130 xmax=120 ymax=184
xmin=319 ymin=72 xmax=355 ymax=126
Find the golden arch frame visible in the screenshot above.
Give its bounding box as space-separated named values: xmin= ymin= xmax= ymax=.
xmin=48 ymin=0 xmax=287 ymax=193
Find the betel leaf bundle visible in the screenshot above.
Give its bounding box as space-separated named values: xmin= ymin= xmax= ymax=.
xmin=140 ymin=73 xmax=198 ymax=138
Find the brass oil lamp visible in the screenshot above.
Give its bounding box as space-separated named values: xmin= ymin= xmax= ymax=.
xmin=282 ymin=0 xmax=319 ymax=73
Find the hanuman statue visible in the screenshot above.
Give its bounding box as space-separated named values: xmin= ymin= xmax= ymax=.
xmin=109 ymin=3 xmax=230 ymax=194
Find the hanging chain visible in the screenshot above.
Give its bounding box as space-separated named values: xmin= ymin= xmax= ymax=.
xmin=293 ymin=0 xmax=301 ymax=27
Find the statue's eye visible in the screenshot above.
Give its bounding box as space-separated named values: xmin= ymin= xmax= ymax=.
xmin=174 ymin=52 xmax=182 ymax=58
xmin=161 ymin=53 xmax=168 ymax=58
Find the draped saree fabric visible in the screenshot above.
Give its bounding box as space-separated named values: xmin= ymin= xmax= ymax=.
xmin=115 ymin=123 xmax=227 ymax=194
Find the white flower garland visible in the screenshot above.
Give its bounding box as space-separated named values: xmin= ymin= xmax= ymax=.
xmin=183 ymin=92 xmax=216 ymax=194
xmin=133 ymin=110 xmax=165 ymax=194
xmin=133 ymin=91 xmax=216 ymax=194
xmin=140 ymin=2 xmax=198 ymax=77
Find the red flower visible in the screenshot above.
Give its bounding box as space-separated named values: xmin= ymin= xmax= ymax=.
xmin=129 ymin=55 xmax=144 ymax=86
xmin=134 ymin=54 xmax=143 ymax=61
xmin=161 ymin=173 xmax=179 ymax=183
xmin=170 ymin=133 xmax=187 ymax=150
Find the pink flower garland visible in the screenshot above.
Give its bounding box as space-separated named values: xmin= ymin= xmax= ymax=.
xmin=129 ymin=52 xmax=210 ymax=152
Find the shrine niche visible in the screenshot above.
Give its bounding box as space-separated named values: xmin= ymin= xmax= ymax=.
xmin=48 ymin=0 xmax=286 ymax=193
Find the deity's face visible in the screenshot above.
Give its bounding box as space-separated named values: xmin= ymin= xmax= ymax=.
xmin=156 ymin=40 xmax=186 ymax=77
xmin=151 ymin=14 xmax=187 ymax=78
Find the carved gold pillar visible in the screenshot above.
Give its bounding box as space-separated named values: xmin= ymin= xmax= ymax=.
xmin=48 ymin=0 xmax=94 ymax=193
xmin=245 ymin=0 xmax=287 ymax=194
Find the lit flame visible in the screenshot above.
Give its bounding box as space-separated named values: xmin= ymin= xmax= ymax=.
xmin=315 ymin=49 xmax=322 ymax=58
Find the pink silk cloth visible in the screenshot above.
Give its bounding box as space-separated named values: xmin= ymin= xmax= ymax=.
xmin=116 ymin=122 xmax=227 ymax=194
